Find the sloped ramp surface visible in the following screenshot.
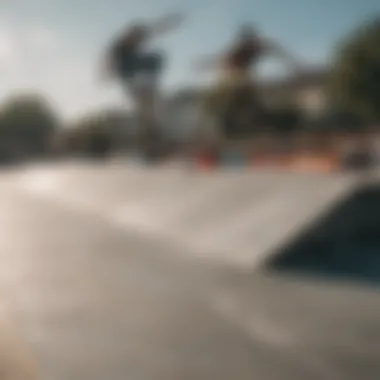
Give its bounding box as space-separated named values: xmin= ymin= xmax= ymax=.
xmin=14 ymin=162 xmax=359 ymax=268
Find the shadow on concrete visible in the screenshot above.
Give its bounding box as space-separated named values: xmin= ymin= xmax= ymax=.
xmin=266 ymin=183 xmax=380 ymax=287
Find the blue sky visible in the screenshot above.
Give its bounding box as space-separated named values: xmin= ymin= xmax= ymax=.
xmin=0 ymin=0 xmax=379 ymax=120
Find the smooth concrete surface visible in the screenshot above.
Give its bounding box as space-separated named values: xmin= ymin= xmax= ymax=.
xmin=11 ymin=161 xmax=359 ymax=268
xmin=0 ymin=301 xmax=39 ymax=380
xmin=0 ymin=162 xmax=379 ymax=380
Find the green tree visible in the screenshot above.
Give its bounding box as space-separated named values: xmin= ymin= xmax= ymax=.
xmin=64 ymin=113 xmax=113 ymax=157
xmin=0 ymin=93 xmax=59 ymax=158
xmin=330 ymin=16 xmax=380 ymax=122
xmin=268 ymin=105 xmax=301 ymax=133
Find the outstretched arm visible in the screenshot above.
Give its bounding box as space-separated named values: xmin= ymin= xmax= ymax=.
xmin=262 ymin=39 xmax=303 ymax=72
xmin=148 ymin=11 xmax=186 ymax=38
xmin=193 ymin=53 xmax=225 ymax=71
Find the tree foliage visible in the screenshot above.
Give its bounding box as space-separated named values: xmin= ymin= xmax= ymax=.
xmin=61 ymin=113 xmax=115 ymax=157
xmin=0 ymin=93 xmax=59 ymax=159
xmin=330 ymin=16 xmax=380 ymax=122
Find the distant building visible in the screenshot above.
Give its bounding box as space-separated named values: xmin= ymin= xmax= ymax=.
xmin=163 ymin=66 xmax=332 ymax=140
xmin=258 ymin=67 xmax=330 ymax=122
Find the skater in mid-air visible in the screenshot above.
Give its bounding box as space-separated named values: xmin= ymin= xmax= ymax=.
xmin=100 ymin=12 xmax=185 ymax=148
xmin=196 ymin=24 xmax=302 ymax=83
xmin=195 ymin=24 xmax=304 ymax=140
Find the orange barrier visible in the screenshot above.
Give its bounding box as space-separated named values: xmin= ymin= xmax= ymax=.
xmin=195 ymin=154 xmax=217 ymax=170
xmin=286 ymin=154 xmax=339 ymax=173
xmin=192 ymin=150 xmax=340 ymax=172
xmin=251 ymin=154 xmax=291 ymax=169
xmin=251 ymin=153 xmax=339 ymax=173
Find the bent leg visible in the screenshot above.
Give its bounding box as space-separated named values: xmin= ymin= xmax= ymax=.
xmin=118 ymin=51 xmax=166 ymax=152
xmin=136 ymin=51 xmax=166 ymax=132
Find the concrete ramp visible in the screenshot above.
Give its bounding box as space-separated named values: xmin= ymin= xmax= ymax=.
xmin=13 ymin=162 xmax=359 ymax=268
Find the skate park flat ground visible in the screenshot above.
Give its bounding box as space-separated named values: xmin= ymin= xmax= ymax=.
xmin=0 ymin=160 xmax=380 ymax=380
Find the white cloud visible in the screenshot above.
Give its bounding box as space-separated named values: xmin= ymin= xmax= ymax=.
xmin=0 ymin=23 xmax=19 ymax=67
xmin=25 ymin=26 xmax=59 ymax=51
xmin=0 ymin=34 xmax=16 ymax=64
